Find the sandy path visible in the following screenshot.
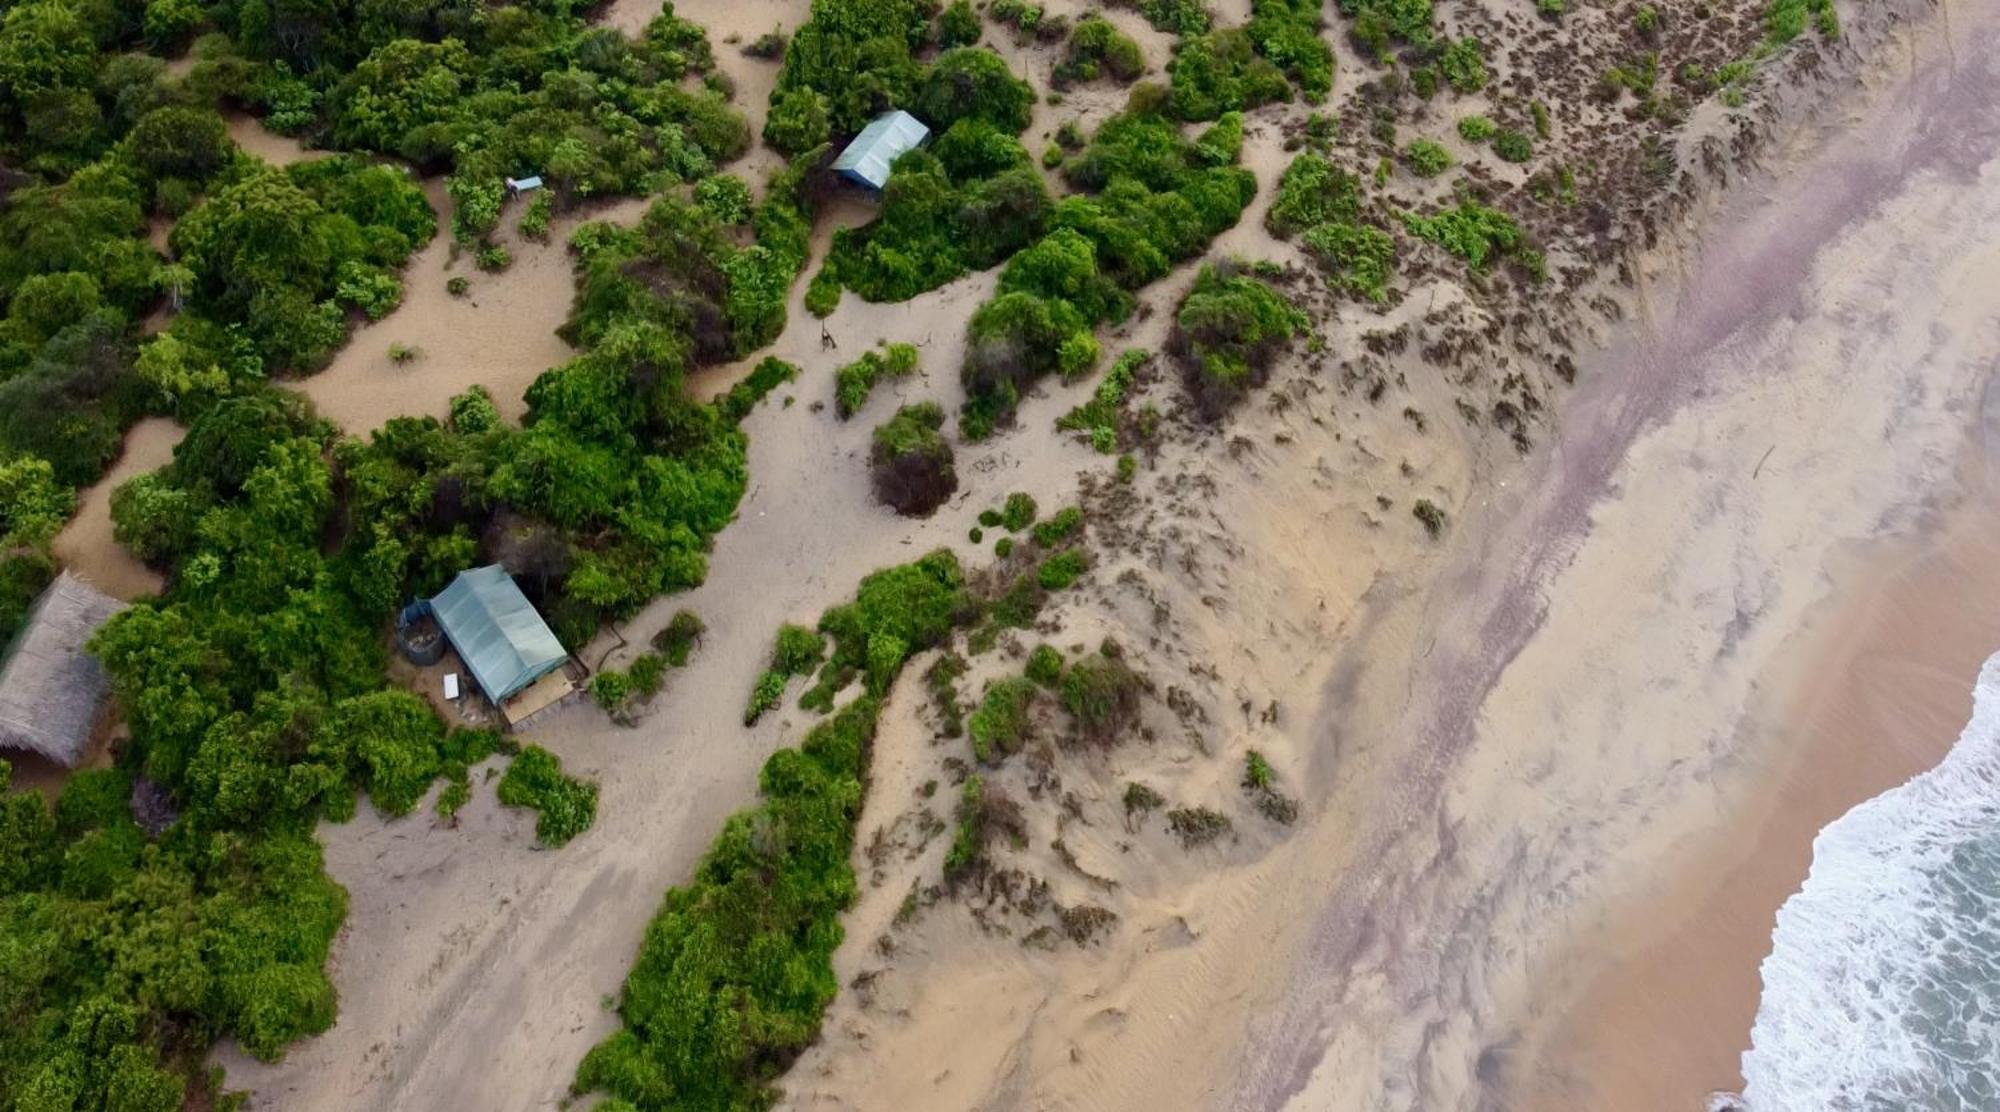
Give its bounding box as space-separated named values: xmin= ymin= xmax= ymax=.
xmin=1225 ymin=7 xmax=2000 ymax=1110
xmin=51 ymin=417 xmax=185 ymax=600
xmin=291 ymin=181 xmax=649 ymax=431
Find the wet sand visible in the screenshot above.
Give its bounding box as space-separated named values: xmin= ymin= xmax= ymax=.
xmin=1522 ymin=469 xmax=2000 ymax=1108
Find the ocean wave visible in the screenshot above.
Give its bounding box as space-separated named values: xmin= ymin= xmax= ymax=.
xmin=1740 ymin=655 xmax=2000 ymax=1110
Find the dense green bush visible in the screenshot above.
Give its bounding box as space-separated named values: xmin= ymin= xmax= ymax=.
xmin=822 ymin=123 xmax=1049 ymax=304
xmin=937 ymin=0 xmax=983 ymax=47
xmin=1054 ymin=17 xmax=1147 ymax=89
xmin=1031 ymin=505 xmax=1084 ymax=546
xmin=1266 ymin=152 xmax=1362 ymax=239
xmin=770 ymin=0 xmax=930 ymax=145
xmin=1115 ymin=0 xmax=1212 ymax=36
xmin=915 ymin=47 xmax=1035 ymax=134
xmin=1339 ymin=0 xmax=1435 ymax=54
xmin=1400 ymin=198 xmax=1540 ymax=273
xmin=1169 ymin=28 xmax=1291 ymax=122
xmin=1457 ymin=114 xmax=1497 ymax=141
xmin=1170 ymin=263 xmax=1308 ymax=416
xmin=497 ymin=747 xmax=599 ymax=847
xmin=1402 ymin=138 xmax=1452 ymax=177
xmin=1301 ymin=222 xmax=1397 ymax=303
xmin=870 ymin=402 xmax=958 ymax=516
xmin=1037 ymin=549 xmax=1088 ymax=589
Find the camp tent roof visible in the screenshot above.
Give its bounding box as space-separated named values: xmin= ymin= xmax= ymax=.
xmin=429 ymin=566 xmax=567 ymax=704
xmin=832 ymin=110 xmax=931 ymax=191
xmin=0 ymin=572 xmax=124 ymax=768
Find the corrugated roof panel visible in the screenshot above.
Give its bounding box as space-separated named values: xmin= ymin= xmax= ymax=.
xmin=833 ymin=110 xmax=931 ymax=190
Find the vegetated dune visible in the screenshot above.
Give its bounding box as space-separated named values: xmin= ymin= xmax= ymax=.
xmin=51 ymin=417 xmax=184 ymax=601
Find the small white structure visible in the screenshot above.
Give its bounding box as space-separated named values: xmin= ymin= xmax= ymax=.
xmin=833 ymin=111 xmax=930 ymax=192
xmin=443 ymin=672 xmax=460 ymax=701
xmin=505 ymin=175 xmax=544 ymax=197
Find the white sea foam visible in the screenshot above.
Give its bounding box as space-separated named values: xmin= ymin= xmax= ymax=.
xmin=1741 ymin=654 xmax=2000 ymax=1110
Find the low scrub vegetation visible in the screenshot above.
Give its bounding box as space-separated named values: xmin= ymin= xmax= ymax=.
xmin=835 ymin=343 xmax=920 ymax=419
xmin=497 ymin=746 xmax=600 ymax=847
xmin=1170 ymin=263 xmax=1310 ymax=417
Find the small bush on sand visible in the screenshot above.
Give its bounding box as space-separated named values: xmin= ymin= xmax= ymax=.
xmin=968 ymin=677 xmax=1038 ymax=762
xmin=1037 ymin=550 xmax=1087 ymax=590
xmin=497 ymin=746 xmax=599 ymax=847
xmin=871 ymin=403 xmax=958 ymax=516
xmin=772 ymin=623 xmax=826 ymax=675
xmin=1000 ymin=492 xmax=1038 ymax=531
xmin=651 ymin=610 xmax=705 ymax=666
xmin=1031 ymin=505 xmax=1083 ymax=547
xmin=1060 ymin=647 xmax=1143 ymax=744
xmin=1167 ymin=805 xmax=1232 ymax=848
xmin=1025 ymin=644 xmax=1064 ymax=687
xmin=1402 ymin=139 xmax=1452 ymax=177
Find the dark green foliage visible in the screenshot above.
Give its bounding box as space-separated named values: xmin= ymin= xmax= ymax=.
xmin=944 ymin=773 xmax=988 ymax=876
xmin=715 ymin=357 xmax=801 ymax=423
xmin=497 ymin=746 xmax=598 ymax=847
xmin=1491 ymin=128 xmax=1534 ymax=163
xmin=744 ymin=669 xmax=788 ymax=725
xmin=1244 ymin=0 xmax=1335 ymax=102
xmin=1301 ymin=221 xmax=1396 ymax=303
xmin=1458 ymin=115 xmax=1497 ymax=141
xmin=968 ymin=677 xmax=1037 ymax=762
xmin=1037 ymin=549 xmax=1088 ymax=590
xmin=1266 ymin=153 xmax=1361 ymax=236
xmin=574 ymin=674 xmax=892 ymax=1109
xmin=1000 ymin=492 xmax=1038 ymax=531
xmin=1054 ymin=17 xmax=1146 ymax=89
xmin=1061 ymin=650 xmax=1143 ymax=744
xmin=959 ymin=106 xmax=1255 ymax=436
xmin=1168 ymin=28 xmax=1290 ymax=122
xmin=771 ymin=0 xmax=930 ymax=144
xmin=1438 ymin=37 xmax=1486 ymax=92
xmin=937 ymin=0 xmax=983 ymax=48
xmin=915 ymin=47 xmax=1035 ymax=135
xmin=651 ymin=610 xmax=706 ymax=667
xmin=822 ymin=125 xmax=1049 ymax=304
xmin=1338 ymin=0 xmax=1434 ymax=53
xmin=0 ymin=550 xmax=55 ymax=646
xmin=1032 ymin=505 xmax=1084 ymax=547
xmin=1170 ymin=264 xmax=1308 ymax=416
xmin=834 ymin=342 xmax=919 ymax=418
xmin=1114 ymin=0 xmax=1213 ymax=36
xmin=773 ymin=623 xmax=827 ymax=675
xmin=871 ymin=402 xmax=957 ymax=516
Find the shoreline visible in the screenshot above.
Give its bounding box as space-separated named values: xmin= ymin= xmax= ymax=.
xmin=1517 ymin=450 xmax=2000 ymax=1108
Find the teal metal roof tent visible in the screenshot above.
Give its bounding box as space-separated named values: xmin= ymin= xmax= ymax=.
xmin=429 ymin=566 xmax=567 ymax=704
xmin=833 ymin=110 xmax=930 ymax=191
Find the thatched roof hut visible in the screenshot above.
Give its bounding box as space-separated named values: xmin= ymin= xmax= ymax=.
xmin=0 ymin=572 xmax=125 ymax=767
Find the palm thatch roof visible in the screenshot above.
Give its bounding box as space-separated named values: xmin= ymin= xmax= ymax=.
xmin=0 ymin=571 xmax=125 ymax=767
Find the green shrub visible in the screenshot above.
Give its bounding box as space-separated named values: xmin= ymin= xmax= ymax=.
xmin=1402 ymin=139 xmax=1452 ymax=177
xmin=1265 ymin=153 xmax=1362 ymax=237
xmin=715 ymin=357 xmax=800 ymax=422
xmin=1061 ymin=650 xmax=1143 ymax=744
xmin=1300 ymin=221 xmax=1396 ymax=303
xmin=938 ymin=0 xmax=982 ymax=46
xmin=944 ymin=774 xmax=989 ymax=876
xmin=744 ymin=669 xmax=787 ymax=724
xmin=1458 ymin=115 xmax=1496 ymax=141
xmin=1170 ymin=263 xmax=1308 ymax=416
xmin=575 ymin=696 xmax=884 ymax=1109
xmin=772 ymin=623 xmax=826 ymax=675
xmin=834 ymin=342 xmax=920 ymax=418
xmin=1054 ymin=16 xmax=1147 ymax=89
xmin=1438 ymin=37 xmax=1486 ymax=92
xmin=968 ymin=677 xmax=1037 ymax=762
xmin=1400 ymin=199 xmax=1535 ymax=271
xmin=1031 ymin=505 xmax=1084 ymax=546
xmin=1118 ymin=0 xmax=1211 ymax=35
xmin=995 ymin=537 xmax=1014 ymax=557
xmin=1000 ymin=492 xmax=1038 ymax=531
xmin=591 ymin=669 xmax=634 ymax=711
xmin=871 ymin=403 xmax=958 ymax=516
xmin=1492 ymin=129 xmax=1534 ymax=163
xmin=1037 ymin=549 xmax=1087 ymax=590
xmin=1025 ymin=644 xmax=1065 ymax=686
xmin=651 ymin=610 xmax=706 ymax=666
xmin=497 ymin=746 xmax=599 ymax=847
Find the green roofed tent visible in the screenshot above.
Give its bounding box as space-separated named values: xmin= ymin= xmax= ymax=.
xmin=833 ymin=110 xmax=931 ymax=191
xmin=429 ymin=565 xmax=567 ymax=704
